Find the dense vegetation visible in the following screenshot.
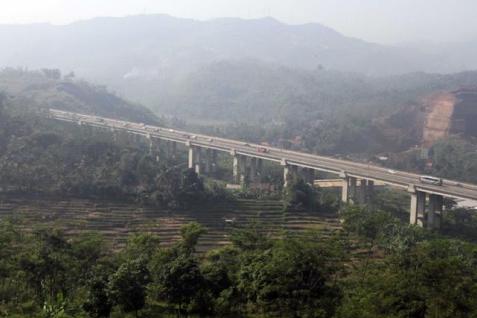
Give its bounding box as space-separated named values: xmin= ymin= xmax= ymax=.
xmin=1 ymin=68 xmax=477 ymax=318
xmin=1 ymin=203 xmax=477 ymax=318
xmin=387 ymin=136 xmax=477 ymax=183
xmin=0 ymin=71 xmax=229 ymax=208
xmin=165 ymin=61 xmax=477 ymax=156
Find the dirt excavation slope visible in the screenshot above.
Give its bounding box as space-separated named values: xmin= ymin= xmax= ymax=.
xmin=422 ymin=92 xmax=457 ymax=147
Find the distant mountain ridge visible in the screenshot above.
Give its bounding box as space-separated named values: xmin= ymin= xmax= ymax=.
xmin=0 ymin=14 xmax=476 ymax=106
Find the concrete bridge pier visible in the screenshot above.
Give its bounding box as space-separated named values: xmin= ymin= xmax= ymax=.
xmin=409 ymin=189 xmax=426 ymax=227
xmin=147 ymin=137 xmax=154 ymax=155
xmin=282 ymin=161 xmax=298 ymax=188
xmin=188 ymin=144 xmax=203 ymax=174
xmin=232 ymin=153 xmax=239 ymax=184
xmin=232 ymin=153 xmax=248 ymax=185
xmin=168 ymin=141 xmax=177 ymax=159
xmin=204 ymin=149 xmax=212 ymax=175
xmin=367 ymin=180 xmax=375 ymax=202
xmin=256 ymin=158 xmax=263 ymax=183
xmin=194 ymin=147 xmax=202 ymax=174
xmin=340 ymin=176 xmax=357 ymax=204
xmin=341 ymin=177 xmax=350 ymax=204
xmin=249 ymin=158 xmax=258 ymax=183
xmin=349 ymin=177 xmax=357 ymax=203
xmin=358 ymin=179 xmax=367 ymax=204
xmin=210 ymin=150 xmax=218 ymax=175
xmin=302 ymin=168 xmax=315 ymax=185
xmin=148 ymin=139 xmax=161 ymax=161
xmin=357 ymin=179 xmax=375 ymax=204
xmin=427 ymin=194 xmax=443 ymax=229
xmin=188 ymin=145 xmax=195 ymax=170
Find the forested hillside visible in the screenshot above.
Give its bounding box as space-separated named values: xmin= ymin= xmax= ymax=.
xmin=0 ymin=68 xmax=158 ymax=124
xmin=162 ymin=61 xmax=477 ymax=156
xmin=0 ymin=69 xmax=224 ymax=206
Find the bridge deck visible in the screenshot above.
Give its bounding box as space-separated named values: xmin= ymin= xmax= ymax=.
xmin=49 ymin=109 xmax=477 ymax=201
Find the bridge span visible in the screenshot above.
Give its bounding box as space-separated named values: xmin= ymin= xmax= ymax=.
xmin=49 ymin=109 xmax=477 ymax=229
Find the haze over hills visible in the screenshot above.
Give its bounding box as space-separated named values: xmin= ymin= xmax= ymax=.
xmin=0 ymin=68 xmax=159 ymax=124
xmin=0 ymin=14 xmax=476 ymax=108
xmin=1 ymin=14 xmax=477 ymax=159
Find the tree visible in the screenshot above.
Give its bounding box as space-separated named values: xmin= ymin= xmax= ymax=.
xmin=152 ymin=223 xmax=207 ymax=315
xmin=201 ymin=247 xmax=242 ymax=315
xmin=123 ymin=233 xmax=161 ymax=263
xmin=341 ymin=205 xmax=396 ymax=243
xmin=83 ymin=267 xmax=113 ymax=318
xmin=179 ymin=222 xmax=207 ymax=253
xmin=178 ymin=169 xmax=207 ymax=207
xmin=283 ymin=176 xmax=317 ymax=211
xmin=337 ymin=239 xmax=477 ymax=318
xmin=108 ymin=259 xmax=151 ymax=317
xmin=238 ymin=238 xmax=342 ymax=317
xmin=230 ymin=220 xmax=272 ymax=251
xmin=154 ymin=252 xmax=205 ymax=315
xmin=19 ymin=230 xmax=76 ymax=304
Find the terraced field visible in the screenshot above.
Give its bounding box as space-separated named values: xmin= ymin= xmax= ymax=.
xmin=0 ymin=195 xmax=341 ymax=252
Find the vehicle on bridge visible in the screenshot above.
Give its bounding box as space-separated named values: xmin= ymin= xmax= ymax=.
xmin=257 ymin=147 xmax=269 ymax=153
xmin=420 ymin=175 xmax=443 ymax=186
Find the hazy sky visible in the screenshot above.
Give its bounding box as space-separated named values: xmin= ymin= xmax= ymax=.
xmin=1 ymin=0 xmax=476 ymax=44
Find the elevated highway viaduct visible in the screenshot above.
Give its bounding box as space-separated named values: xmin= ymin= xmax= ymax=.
xmin=49 ymin=109 xmax=477 ymax=229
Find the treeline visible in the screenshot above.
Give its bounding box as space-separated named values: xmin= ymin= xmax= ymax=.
xmin=1 ymin=205 xmax=477 ymax=317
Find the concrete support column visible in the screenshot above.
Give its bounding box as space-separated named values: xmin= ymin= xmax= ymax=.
xmin=170 ymin=142 xmax=177 ymax=159
xmin=283 ymin=165 xmax=291 ymax=188
xmin=211 ymin=150 xmax=218 ymax=175
xmin=239 ymin=156 xmax=248 ymax=186
xmin=282 ymin=161 xmax=297 ymax=188
xmin=232 ymin=153 xmax=245 ymax=185
xmin=367 ymin=180 xmax=375 ymax=202
xmin=188 ymin=146 xmax=195 ymax=170
xmin=428 ymin=194 xmax=443 ymax=229
xmin=302 ymin=168 xmax=315 ymax=185
xmin=204 ymin=149 xmax=212 ymax=175
xmin=112 ymin=131 xmax=118 ymax=143
xmin=349 ymin=177 xmax=357 ymax=204
xmin=410 ymin=190 xmax=426 ymax=226
xmin=256 ymin=159 xmax=263 ymax=183
xmin=249 ymin=158 xmax=257 ymax=183
xmin=194 ymin=148 xmax=202 ymax=175
xmin=358 ymin=179 xmax=367 ymax=204
xmin=148 ymin=138 xmax=154 ymax=154
xmin=341 ymin=177 xmax=350 ymax=204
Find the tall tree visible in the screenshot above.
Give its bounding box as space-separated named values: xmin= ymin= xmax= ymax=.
xmin=108 ymin=259 xmax=151 ymax=318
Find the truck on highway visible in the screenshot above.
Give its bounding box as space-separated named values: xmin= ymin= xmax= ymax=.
xmin=420 ymin=175 xmax=443 ymax=186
